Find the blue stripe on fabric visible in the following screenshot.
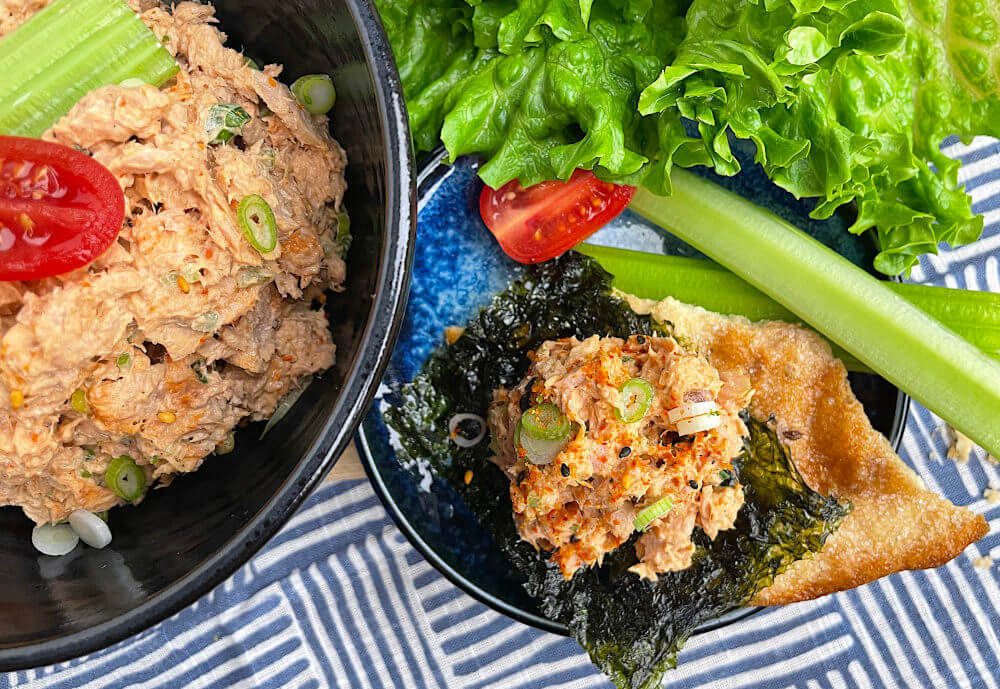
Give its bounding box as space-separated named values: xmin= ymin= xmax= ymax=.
xmin=371 ymin=534 xmax=451 ymax=689
xmin=278 ymin=578 xmax=340 ymax=689
xmin=315 ymin=558 xmax=388 ymax=689
xmin=297 ymin=563 xmax=367 ymax=689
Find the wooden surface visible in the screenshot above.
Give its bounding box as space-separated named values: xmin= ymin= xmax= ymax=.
xmin=325 ymin=442 xmax=366 ymax=481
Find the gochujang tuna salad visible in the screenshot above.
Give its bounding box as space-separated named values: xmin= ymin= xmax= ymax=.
xmin=0 ymin=0 xmax=347 ymax=527
xmin=490 ymin=334 xmax=748 ymax=580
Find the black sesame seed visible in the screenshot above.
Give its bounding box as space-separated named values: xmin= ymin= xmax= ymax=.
xmin=516 ymin=470 xmax=528 ymax=486
xmin=635 ymin=335 xmax=646 ymax=345
xmin=560 ymin=463 xmax=570 ymax=477
xmin=689 ymin=480 xmax=699 ymax=489
xmin=619 ymin=446 xmax=632 ymax=458
xmin=569 ymin=534 xmax=579 ymax=543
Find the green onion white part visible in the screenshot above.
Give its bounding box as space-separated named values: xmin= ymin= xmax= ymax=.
xmin=633 ymin=496 xmax=674 ymax=532
xmin=676 ymin=413 xmax=722 ymax=436
xmin=515 ymin=418 xmax=567 ymax=465
xmin=0 ymin=0 xmax=179 ymax=137
xmin=216 ymin=431 xmax=235 ymax=455
xmin=32 ymin=523 xmax=79 ymax=556
xmin=68 ymin=509 xmax=112 ymax=548
xmin=667 ymin=401 xmax=718 ymax=424
xmin=448 ymin=413 xmax=487 ymax=448
xmin=291 ymin=74 xmax=336 ymax=114
xmin=630 ymin=169 xmax=1000 ymax=459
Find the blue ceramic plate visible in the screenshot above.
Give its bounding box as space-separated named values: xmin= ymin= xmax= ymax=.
xmin=358 ymin=148 xmax=909 ymax=635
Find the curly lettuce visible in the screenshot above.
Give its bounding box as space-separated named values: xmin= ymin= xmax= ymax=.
xmin=374 ymin=0 xmax=1000 ymax=274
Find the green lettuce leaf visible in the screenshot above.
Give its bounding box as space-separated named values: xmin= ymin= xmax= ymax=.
xmin=376 ymin=0 xmax=1000 ymax=276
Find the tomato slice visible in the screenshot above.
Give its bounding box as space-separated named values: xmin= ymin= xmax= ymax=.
xmin=479 ymin=169 xmax=636 ymax=264
xmin=0 ymin=136 xmax=124 ymax=281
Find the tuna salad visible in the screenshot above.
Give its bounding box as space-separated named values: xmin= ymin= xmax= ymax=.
xmin=489 ymin=334 xmax=748 ymax=580
xmin=0 ymin=0 xmax=347 ymax=526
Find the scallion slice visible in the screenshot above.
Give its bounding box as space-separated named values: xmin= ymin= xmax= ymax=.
xmin=515 ymin=419 xmax=568 ymax=465
xmin=616 ymin=377 xmax=654 ymax=423
xmin=290 ymin=74 xmax=336 ymax=114
xmin=520 ymin=403 xmax=571 ymax=441
xmin=236 ymin=265 xmax=273 ymax=288
xmin=634 ymin=496 xmax=674 ymax=532
xmin=206 ymin=104 xmax=251 ymax=145
xmin=237 ymin=194 xmax=278 ymax=254
xmin=261 ymin=378 xmax=312 ymax=438
xmin=105 ymin=455 xmax=145 ymax=502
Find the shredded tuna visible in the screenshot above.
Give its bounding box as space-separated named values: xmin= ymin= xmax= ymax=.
xmin=0 ymin=1 xmax=347 ymax=523
xmin=489 ymin=335 xmax=749 ymax=580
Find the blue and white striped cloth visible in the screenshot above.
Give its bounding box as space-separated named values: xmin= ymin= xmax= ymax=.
xmin=6 ymin=136 xmax=1000 ymax=689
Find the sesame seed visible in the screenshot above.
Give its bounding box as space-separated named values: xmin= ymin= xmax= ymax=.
xmin=10 ymin=389 xmax=23 ymax=409
xmin=176 ymin=275 xmax=190 ymax=293
xmin=157 ymin=411 xmax=177 ymax=424
xmin=463 ymin=470 xmax=473 ymax=485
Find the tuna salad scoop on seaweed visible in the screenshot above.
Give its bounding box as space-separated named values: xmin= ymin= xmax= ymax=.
xmin=386 ymin=252 xmax=986 ymax=689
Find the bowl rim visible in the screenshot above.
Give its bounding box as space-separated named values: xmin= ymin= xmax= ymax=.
xmin=0 ymin=0 xmax=416 ymax=670
xmin=358 ymin=151 xmax=911 ymax=637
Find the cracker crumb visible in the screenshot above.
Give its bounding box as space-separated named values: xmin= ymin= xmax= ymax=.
xmin=973 ymin=555 xmax=994 ymax=569
xmin=946 ymin=426 xmax=974 ymax=464
xmin=984 ymin=486 xmax=1000 ymax=504
xmin=445 ymin=326 xmax=465 ymax=345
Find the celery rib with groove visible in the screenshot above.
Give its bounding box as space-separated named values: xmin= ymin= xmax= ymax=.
xmin=628 ymin=169 xmax=1000 ymax=458
xmin=0 ymin=0 xmax=178 ymax=138
xmin=576 ymin=244 xmax=1000 ymax=369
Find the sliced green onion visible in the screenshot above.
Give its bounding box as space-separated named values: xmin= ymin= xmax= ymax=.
xmin=105 ymin=455 xmax=145 ymax=502
xmin=216 ymin=431 xmax=236 ymax=455
xmin=237 ymin=194 xmax=278 ymax=254
xmin=0 ymin=0 xmax=179 ymax=137
xmin=520 ymin=403 xmax=571 ymax=441
xmin=206 ymin=104 xmax=251 ymax=145
xmin=118 ymin=77 xmax=147 ymax=88
xmin=116 ymin=353 xmax=131 ymax=369
xmin=96 ymin=510 xmax=109 ymax=522
xmin=630 ymin=170 xmax=1000 ymax=458
xmin=191 ymin=311 xmax=219 ymax=332
xmin=70 ymin=388 xmax=89 ymax=414
xmin=261 ymin=378 xmax=311 ymax=438
xmin=68 ymin=509 xmax=112 ymax=548
xmin=243 ymin=56 xmax=260 ymax=70
xmin=615 ymin=377 xmax=654 ymax=424
xmin=236 ymin=265 xmax=273 ymax=288
xmin=335 ymin=209 xmax=351 ymax=256
xmin=634 ymin=495 xmax=674 ymax=532
xmin=290 ymin=74 xmax=336 ymax=114
xmin=667 ymin=401 xmax=718 ymax=423
xmin=515 ymin=418 xmax=568 ymax=465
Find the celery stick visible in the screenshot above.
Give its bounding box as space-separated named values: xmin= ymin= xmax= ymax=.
xmin=576 ymin=244 xmax=1000 ymax=363
xmin=629 ymin=170 xmax=1000 ymax=457
xmin=0 ymin=0 xmax=178 ymax=138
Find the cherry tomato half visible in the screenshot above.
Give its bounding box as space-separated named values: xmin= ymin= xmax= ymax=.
xmin=0 ymin=136 xmax=125 ymax=281
xmin=479 ymin=169 xmax=636 ymax=264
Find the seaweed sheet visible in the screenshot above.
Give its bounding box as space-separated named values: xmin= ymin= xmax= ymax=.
xmin=385 ymin=252 xmax=849 ymax=689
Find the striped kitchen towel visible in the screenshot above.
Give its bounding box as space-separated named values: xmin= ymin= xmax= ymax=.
xmin=5 ymin=136 xmax=1000 ymax=689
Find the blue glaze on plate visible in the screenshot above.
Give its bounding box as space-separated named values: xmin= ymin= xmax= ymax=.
xmin=360 ymin=150 xmax=904 ymax=635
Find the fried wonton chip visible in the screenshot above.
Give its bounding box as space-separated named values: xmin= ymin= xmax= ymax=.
xmin=628 ymin=295 xmax=989 ymax=605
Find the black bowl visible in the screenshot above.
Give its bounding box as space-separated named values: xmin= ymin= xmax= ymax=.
xmin=0 ymin=0 xmax=414 ymax=670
